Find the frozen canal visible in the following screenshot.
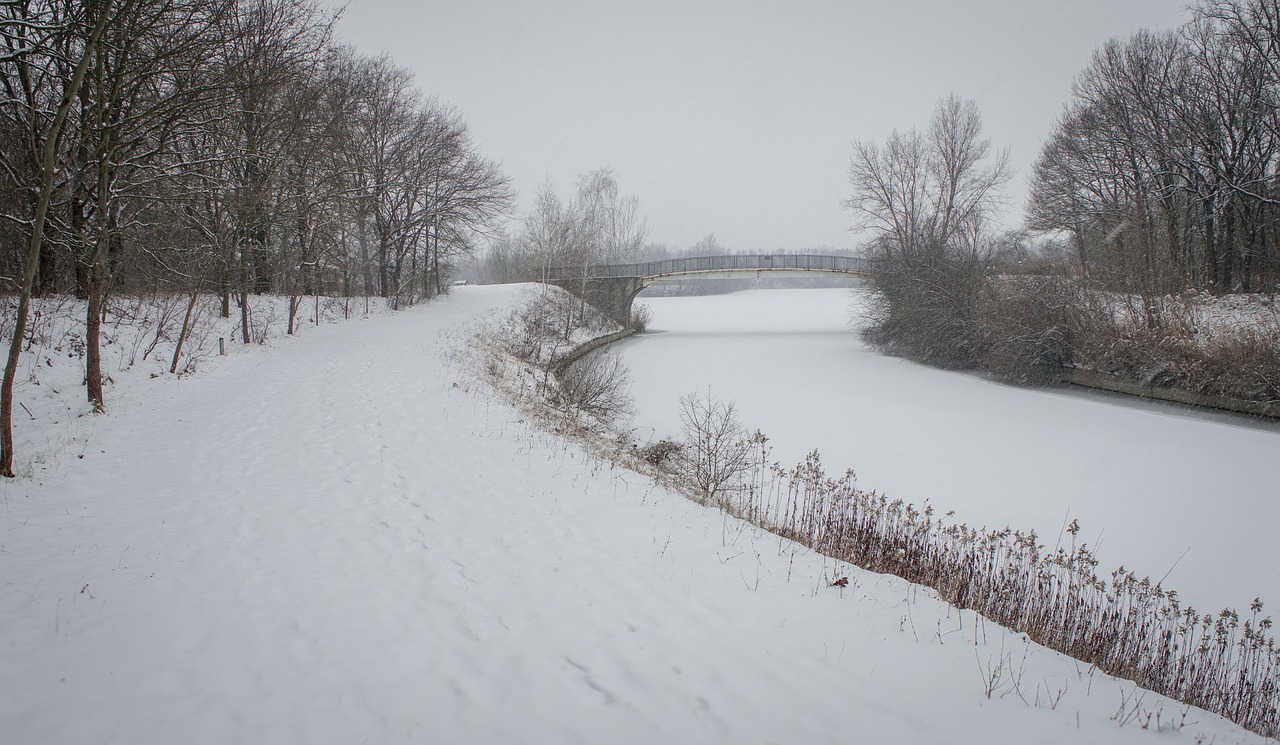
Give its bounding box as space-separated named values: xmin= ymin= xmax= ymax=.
xmin=615 ymin=286 xmax=1280 ymax=615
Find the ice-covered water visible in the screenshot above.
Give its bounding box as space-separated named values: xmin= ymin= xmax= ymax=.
xmin=617 ymin=287 xmax=1280 ymax=615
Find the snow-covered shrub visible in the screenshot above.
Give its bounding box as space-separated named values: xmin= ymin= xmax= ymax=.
xmin=637 ymin=438 xmax=681 ymax=469
xmin=1068 ymin=289 xmax=1280 ymax=402
xmin=861 ymin=251 xmax=990 ymax=369
xmin=500 ymin=286 xmax=621 ymax=366
xmin=481 ymin=284 xmax=636 ymax=437
xmin=630 ymin=302 xmax=653 ymax=332
xmin=981 ymin=275 xmax=1083 ymax=383
xmin=556 ymin=352 xmax=633 ymax=423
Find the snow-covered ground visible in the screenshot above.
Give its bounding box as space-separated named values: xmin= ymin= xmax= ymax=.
xmin=1 ymin=284 xmax=1272 ymax=744
xmin=619 ymin=287 xmax=1280 ymax=618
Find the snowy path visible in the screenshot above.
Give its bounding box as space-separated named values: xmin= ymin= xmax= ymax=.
xmin=0 ymin=285 xmax=1267 ymax=744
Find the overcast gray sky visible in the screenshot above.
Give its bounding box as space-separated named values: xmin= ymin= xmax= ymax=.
xmin=329 ymin=0 xmax=1191 ymax=253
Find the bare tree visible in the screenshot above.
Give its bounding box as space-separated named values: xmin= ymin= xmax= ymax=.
xmin=690 ymin=233 xmax=726 ymax=256
xmin=1 ymin=0 xmax=116 ymax=475
xmin=559 ymin=168 xmax=648 ymax=321
xmin=333 ymin=54 xmax=510 ymax=307
xmin=521 ymin=179 xmax=575 ymax=279
xmin=573 ymin=167 xmax=648 ymax=264
xmin=846 ymin=95 xmax=1010 ymax=259
xmin=927 ymin=96 xmax=1012 ymax=256
xmin=678 ymin=389 xmax=753 ymax=506
xmin=846 ymin=95 xmax=1010 ymax=367
xmin=1197 ymin=0 xmax=1280 ymax=144
xmin=501 ymin=169 xmax=647 ymax=281
xmin=274 ymin=46 xmax=355 ymax=333
xmin=419 ymin=107 xmax=511 ymax=296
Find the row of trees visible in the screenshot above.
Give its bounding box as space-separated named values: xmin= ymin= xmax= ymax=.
xmin=1027 ymin=0 xmax=1280 ymax=293
xmin=0 ymin=0 xmax=511 ymax=475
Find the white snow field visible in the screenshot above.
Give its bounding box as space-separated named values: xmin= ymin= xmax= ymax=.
xmin=619 ymin=287 xmax=1280 ymax=619
xmin=0 ymin=284 xmax=1271 ymax=744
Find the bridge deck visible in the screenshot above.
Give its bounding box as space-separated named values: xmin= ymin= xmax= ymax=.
xmin=542 ymin=254 xmax=870 ymax=280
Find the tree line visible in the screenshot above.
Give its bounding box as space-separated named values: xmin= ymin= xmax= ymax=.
xmin=478 ymin=170 xmax=649 ymax=285
xmin=0 ymin=0 xmax=512 ymax=476
xmin=847 ymin=0 xmax=1280 ymax=400
xmin=1027 ymin=0 xmax=1280 ymax=293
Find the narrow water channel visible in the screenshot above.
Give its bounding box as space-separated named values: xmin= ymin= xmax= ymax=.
xmin=614 ymin=286 xmax=1280 ymax=614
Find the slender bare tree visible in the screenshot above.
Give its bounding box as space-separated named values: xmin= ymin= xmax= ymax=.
xmin=1 ymin=0 xmax=116 ymax=475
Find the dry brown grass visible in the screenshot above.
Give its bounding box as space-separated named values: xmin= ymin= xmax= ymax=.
xmin=716 ymin=446 xmax=1279 ymax=738
xmin=1077 ymin=295 xmax=1280 ymax=403
xmin=867 ymin=255 xmax=1280 ymax=408
xmin=630 ymin=302 xmax=654 ymax=332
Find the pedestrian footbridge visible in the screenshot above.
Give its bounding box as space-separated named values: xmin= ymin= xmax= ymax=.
xmin=538 ymin=254 xmax=873 ymax=329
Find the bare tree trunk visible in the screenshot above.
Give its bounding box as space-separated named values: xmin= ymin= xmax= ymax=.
xmin=357 ymin=215 xmax=373 ymax=296
xmin=408 ymin=237 xmax=418 ymax=306
xmin=85 ymin=260 xmax=106 ymax=411
xmin=85 ymin=103 xmax=115 ymax=411
xmin=170 ymin=280 xmax=203 ymax=374
xmin=431 ymin=221 xmax=443 ymax=296
xmin=36 ymin=230 xmax=58 ymax=297
xmin=287 ymin=294 xmax=300 ymax=334
xmin=240 ymin=242 xmax=251 ymax=343
xmin=71 ymin=194 xmax=91 ymax=298
xmin=377 ymin=231 xmax=389 ymax=298
xmin=220 ymin=253 xmax=232 ymax=317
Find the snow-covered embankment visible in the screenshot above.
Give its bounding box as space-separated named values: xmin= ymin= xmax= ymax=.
xmin=0 ymin=285 xmax=1268 ymax=744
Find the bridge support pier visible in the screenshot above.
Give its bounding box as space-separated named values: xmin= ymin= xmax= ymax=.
xmin=547 ymin=276 xmax=647 ymax=330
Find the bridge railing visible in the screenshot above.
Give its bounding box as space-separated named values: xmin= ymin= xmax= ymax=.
xmin=539 ymin=253 xmax=870 ymax=280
